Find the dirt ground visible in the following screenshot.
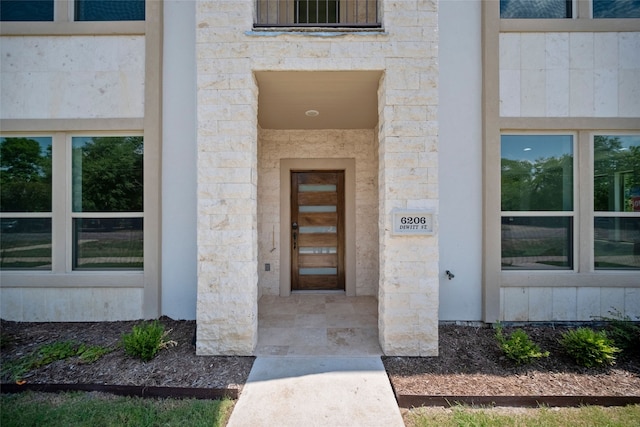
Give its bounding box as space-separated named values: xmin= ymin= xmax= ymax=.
xmin=1 ymin=318 xmax=639 ymax=397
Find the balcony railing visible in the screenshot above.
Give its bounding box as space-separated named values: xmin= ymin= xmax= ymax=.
xmin=255 ymin=0 xmax=381 ymax=28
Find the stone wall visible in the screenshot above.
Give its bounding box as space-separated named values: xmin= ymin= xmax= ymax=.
xmin=257 ymin=129 xmax=379 ymax=297
xmin=196 ymin=0 xmax=439 ymax=356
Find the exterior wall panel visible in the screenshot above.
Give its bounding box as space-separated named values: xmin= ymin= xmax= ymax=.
xmin=1 ymin=36 xmax=144 ymax=119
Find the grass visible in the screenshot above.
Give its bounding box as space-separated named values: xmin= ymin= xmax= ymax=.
xmin=405 ymin=404 xmax=640 ymax=427
xmin=0 ymin=392 xmax=234 ymax=427
xmin=1 ymin=340 xmax=112 ymax=382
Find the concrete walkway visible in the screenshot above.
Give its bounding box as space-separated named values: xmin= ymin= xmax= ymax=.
xmin=226 ymin=356 xmax=405 ymax=427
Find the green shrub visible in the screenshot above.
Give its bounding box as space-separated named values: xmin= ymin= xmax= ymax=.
xmin=599 ymin=309 xmax=640 ymax=356
xmin=560 ymin=327 xmax=620 ymax=367
xmin=122 ymin=321 xmax=177 ymax=361
xmin=495 ymin=323 xmax=549 ymax=365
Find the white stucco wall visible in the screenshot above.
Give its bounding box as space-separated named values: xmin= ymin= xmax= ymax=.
xmin=500 ymin=32 xmax=640 ymax=117
xmin=437 ymin=0 xmax=483 ymax=321
xmin=0 ymin=36 xmax=144 ymax=119
xmin=258 ymin=129 xmax=379 ymax=297
xmin=161 ymin=0 xmax=198 ymax=320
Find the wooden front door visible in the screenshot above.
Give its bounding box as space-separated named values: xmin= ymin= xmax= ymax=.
xmin=291 ymin=171 xmax=345 ymax=291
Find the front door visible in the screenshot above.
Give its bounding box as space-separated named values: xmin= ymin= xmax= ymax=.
xmin=291 ymin=171 xmax=345 ymax=291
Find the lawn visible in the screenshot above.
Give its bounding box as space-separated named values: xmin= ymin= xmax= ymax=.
xmin=405 ymin=404 xmax=640 ymax=427
xmin=0 ymin=391 xmax=234 ymax=427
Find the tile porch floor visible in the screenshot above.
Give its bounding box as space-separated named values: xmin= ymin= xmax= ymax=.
xmin=256 ymin=294 xmax=382 ymax=356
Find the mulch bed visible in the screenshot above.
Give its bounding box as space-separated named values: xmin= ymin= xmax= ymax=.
xmin=0 ymin=317 xmax=254 ymax=396
xmin=2 ymin=319 xmax=639 ymax=407
xmin=383 ymin=323 xmax=640 ymax=406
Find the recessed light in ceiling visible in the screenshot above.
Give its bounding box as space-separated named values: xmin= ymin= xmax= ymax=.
xmin=305 ymin=110 xmax=320 ymax=117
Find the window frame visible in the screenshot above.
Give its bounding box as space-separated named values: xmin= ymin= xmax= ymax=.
xmin=0 ymin=130 xmax=145 ymax=285
xmin=67 ymin=132 xmax=145 ymax=272
xmin=500 ymin=132 xmax=578 ymax=272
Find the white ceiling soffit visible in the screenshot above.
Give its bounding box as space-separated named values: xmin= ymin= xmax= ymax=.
xmin=255 ymin=70 xmax=382 ymax=130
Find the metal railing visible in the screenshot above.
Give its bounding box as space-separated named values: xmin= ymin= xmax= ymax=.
xmin=254 ymin=0 xmax=380 ymax=27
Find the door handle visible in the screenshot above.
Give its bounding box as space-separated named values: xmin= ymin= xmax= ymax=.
xmin=292 ymin=222 xmax=298 ymax=249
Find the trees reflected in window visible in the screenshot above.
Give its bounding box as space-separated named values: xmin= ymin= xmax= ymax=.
xmin=72 ymin=136 xmax=143 ymax=213
xmin=72 ymin=136 xmax=143 ymax=270
xmin=501 ymin=135 xmax=573 ymax=212
xmin=0 ymin=137 xmax=52 ymax=212
xmin=501 ymin=135 xmax=574 ymax=270
xmin=0 ymin=137 xmax=52 ymax=270
xmin=594 ymin=135 xmax=640 ymax=270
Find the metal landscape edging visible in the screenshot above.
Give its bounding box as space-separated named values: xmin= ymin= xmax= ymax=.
xmin=0 ymin=383 xmax=238 ymax=400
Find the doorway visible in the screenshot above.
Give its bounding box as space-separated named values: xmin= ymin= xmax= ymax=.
xmin=290 ymin=171 xmax=345 ymax=291
xmin=279 ymin=158 xmax=356 ymax=297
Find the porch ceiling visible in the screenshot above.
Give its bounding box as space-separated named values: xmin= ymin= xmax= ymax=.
xmin=255 ymin=71 xmax=382 ymax=130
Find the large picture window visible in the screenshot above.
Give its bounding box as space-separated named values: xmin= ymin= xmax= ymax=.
xmin=0 ymin=134 xmax=143 ymax=272
xmin=501 ymin=134 xmax=574 ymax=270
xmin=593 ymin=134 xmax=640 ymax=270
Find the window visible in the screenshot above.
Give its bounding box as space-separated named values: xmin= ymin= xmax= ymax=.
xmin=71 ymin=136 xmax=143 ymax=270
xmin=254 ymin=0 xmax=380 ymax=27
xmin=296 ymin=0 xmax=338 ymax=24
xmin=593 ymin=134 xmax=640 ymax=270
xmin=593 ymin=0 xmax=640 ymax=18
xmin=501 ymin=134 xmax=574 ymax=270
xmin=0 ymin=0 xmax=54 ymax=21
xmin=0 ymin=0 xmax=144 ymax=21
xmin=0 ymin=134 xmax=143 ymax=271
xmin=0 ymin=137 xmax=52 ymax=269
xmin=500 ymin=0 xmax=572 ymax=18
xmin=75 ymin=0 xmax=144 ymax=21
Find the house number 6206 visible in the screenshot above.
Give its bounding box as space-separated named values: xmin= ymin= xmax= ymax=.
xmin=400 ymin=216 xmax=427 ymax=225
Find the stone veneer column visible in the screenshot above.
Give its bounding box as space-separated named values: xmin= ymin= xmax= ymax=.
xmin=195 ymin=1 xmax=258 ymax=355
xmin=377 ymin=1 xmax=440 ymax=356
